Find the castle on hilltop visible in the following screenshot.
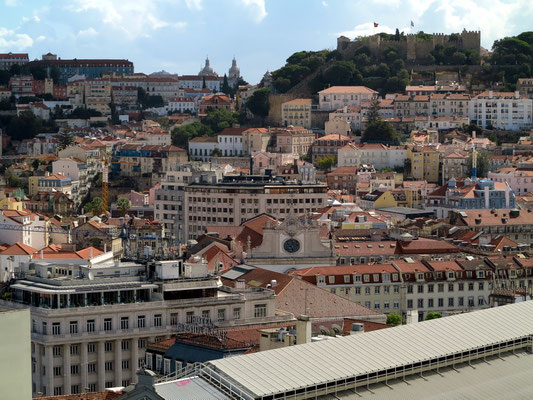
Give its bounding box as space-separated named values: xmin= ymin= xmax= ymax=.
xmin=337 ymin=29 xmax=481 ymax=63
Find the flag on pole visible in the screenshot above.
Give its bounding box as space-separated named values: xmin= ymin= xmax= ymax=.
xmin=374 ymin=22 xmax=379 ymax=27
xmin=410 ymin=20 xmax=414 ymax=27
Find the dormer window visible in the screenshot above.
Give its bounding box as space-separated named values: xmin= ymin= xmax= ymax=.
xmin=417 ymin=273 xmax=423 ymax=280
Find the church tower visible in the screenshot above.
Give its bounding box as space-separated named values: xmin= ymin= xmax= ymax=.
xmin=228 ymin=57 xmax=240 ymax=87
xmin=199 ymin=56 xmax=216 ymax=76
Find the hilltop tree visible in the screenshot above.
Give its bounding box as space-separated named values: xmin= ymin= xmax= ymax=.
xmin=171 ymin=122 xmax=213 ymax=147
xmin=246 ymin=88 xmax=271 ymax=118
xmin=362 ymin=120 xmax=401 ymax=144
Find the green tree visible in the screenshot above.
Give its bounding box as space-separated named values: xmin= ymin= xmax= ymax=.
xmin=451 ymin=51 xmax=467 ymax=65
xmin=316 ymin=155 xmax=336 ymax=171
xmin=202 ymin=77 xmax=207 ymax=89
xmin=386 ymin=312 xmax=402 ymax=326
xmin=222 ymin=74 xmax=230 ymax=94
xmin=246 ymin=88 xmax=270 ymax=118
xmin=58 ymin=131 xmax=74 ymax=150
xmin=425 ymin=312 xmax=443 ymax=320
xmin=89 ymin=238 xmax=102 ymax=248
xmin=211 ymin=147 xmax=222 ymax=157
xmin=7 ymin=175 xmax=24 ymax=188
xmin=32 ymin=159 xmax=41 ymax=170
xmin=0 ymin=70 xmax=10 ymax=85
xmin=394 ymin=28 xmax=401 ymax=41
xmin=171 ymin=122 xmax=213 ymax=147
xmin=366 ymin=97 xmax=382 ymax=125
xmin=323 ymin=61 xmax=358 ymax=86
xmin=6 ymin=111 xmax=43 ymax=140
xmin=50 ymin=66 xmax=60 ymax=84
xmin=116 ymin=197 xmax=131 ymax=217
xmin=85 ymin=197 xmax=104 ymax=215
xmin=204 ymin=108 xmax=240 ymax=133
xmin=362 ymin=120 xmax=401 ymax=144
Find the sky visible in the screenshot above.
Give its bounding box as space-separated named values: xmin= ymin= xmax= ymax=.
xmin=1 ymin=0 xmax=532 ymax=84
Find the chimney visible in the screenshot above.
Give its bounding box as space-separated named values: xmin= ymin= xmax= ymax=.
xmin=235 ymin=279 xmax=246 ymax=290
xmin=40 ymin=249 xmax=43 ymax=259
xmin=350 ymin=323 xmax=365 ymax=335
xmin=104 ymin=243 xmax=107 ymax=253
xmin=296 ymin=315 xmax=311 ymax=345
xmin=484 ymin=185 xmax=490 ymax=209
xmin=270 ymin=279 xmax=277 ymax=287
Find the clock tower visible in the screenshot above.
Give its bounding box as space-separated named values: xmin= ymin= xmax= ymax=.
xmin=247 ymin=214 xmax=336 ymax=273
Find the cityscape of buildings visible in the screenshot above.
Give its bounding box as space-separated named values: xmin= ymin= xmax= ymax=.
xmin=0 ymin=23 xmax=533 ymax=400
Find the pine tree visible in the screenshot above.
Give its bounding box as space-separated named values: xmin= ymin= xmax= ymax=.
xmin=222 ymin=74 xmax=230 ymax=94
xmin=58 ymin=131 xmax=74 ymax=150
xmin=202 ymin=77 xmax=207 ymax=89
xmin=366 ymin=97 xmax=382 ymax=125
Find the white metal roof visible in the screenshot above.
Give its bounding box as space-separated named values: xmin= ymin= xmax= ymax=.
xmin=208 ymin=301 xmax=533 ymax=398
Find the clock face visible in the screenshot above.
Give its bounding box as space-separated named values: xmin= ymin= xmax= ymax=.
xmin=283 ymin=238 xmax=300 ymax=253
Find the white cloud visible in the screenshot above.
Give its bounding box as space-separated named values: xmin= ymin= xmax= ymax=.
xmin=185 ymin=0 xmax=202 ymax=10
xmin=68 ymin=0 xmax=187 ymax=39
xmin=77 ymin=27 xmax=98 ymax=38
xmin=339 ymin=22 xmax=408 ymax=39
xmin=240 ymin=0 xmax=267 ymax=23
xmin=322 ymin=1 xmax=328 ymax=7
xmin=0 ymin=27 xmax=33 ymax=50
xmin=5 ymin=0 xmax=18 ymax=6
xmin=22 ymin=15 xmax=40 ymax=23
xmin=36 ymin=35 xmax=46 ymax=42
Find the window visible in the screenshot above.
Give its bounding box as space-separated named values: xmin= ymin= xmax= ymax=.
xmin=365 ymin=287 xmax=370 ymax=295
xmin=154 ymin=314 xmax=162 ymax=327
xmin=393 ymin=301 xmax=399 ymax=309
xmin=70 ymin=365 xmax=80 ymax=375
xmin=87 ymin=343 xmax=96 ymax=353
xmin=88 ymin=383 xmax=96 ymax=392
xmin=53 ymin=346 xmax=61 ymax=357
xmin=374 ymin=302 xmax=380 ymax=309
xmin=70 ymin=344 xmax=79 ymax=355
xmin=105 ymin=382 xmax=114 ymax=389
xmin=105 ymin=361 xmax=113 ymax=371
xmin=138 ymin=315 xmax=146 ymax=328
xmin=254 ymin=304 xmax=267 ymax=318
xmin=121 ymin=317 xmax=129 ymax=330
xmin=468 ymin=296 xmax=475 ymax=307
xmin=52 ymin=323 xmax=61 ymax=335
xmin=71 ymin=385 xmax=80 ymax=395
xmin=355 ymin=287 xmax=361 ymax=294
xmin=186 ymin=312 xmax=194 ymax=323
xmin=104 ymin=318 xmax=112 ymax=331
xmin=407 ymin=285 xmax=413 ymax=294
xmin=438 ymin=284 xmax=444 ymax=293
xmin=69 ymin=321 xmax=78 ymax=334
xmin=393 ymin=286 xmax=399 ymax=293
xmin=458 ymin=297 xmax=464 ymax=306
xmin=88 ymin=363 xmax=96 ymax=374
xmin=384 ymin=286 xmax=390 ymax=294
xmin=122 ymin=380 xmax=130 ymax=387
xmin=233 ymin=308 xmax=241 ymax=320
xmin=428 ymin=298 xmax=434 ymax=308
xmin=438 ymin=298 xmax=444 ymax=307
xmin=328 ymin=276 xmax=335 ymax=284
xmin=448 ymin=297 xmax=454 ymax=307
xmin=417 ymin=299 xmax=424 ymax=308
xmin=478 ymin=296 xmax=484 ymax=306
xmin=217 ymin=309 xmax=225 ymax=321
xmin=122 ymin=360 xmax=130 ymax=370
xmin=53 ymin=366 xmax=62 ymax=376
xmin=344 ymin=275 xmax=350 ymax=283
xmin=86 ymin=320 xmax=95 ymax=333
xmin=479 ymin=282 xmax=484 ymax=290
xmin=458 ymin=283 xmax=464 ymax=291
xmin=317 ymin=276 xmax=325 ymax=284
xmin=448 ymin=283 xmax=454 ymax=292
xmin=170 ymin=313 xmax=179 ymax=326
xmin=121 ymin=340 xmax=129 ymax=351
xmin=407 ymin=300 xmax=413 ymax=309
xmin=104 ymin=342 xmax=113 ymax=352
xmin=164 ymin=359 xmax=170 ymax=375
xmin=365 ymin=301 xmax=371 ymax=308
xmin=138 ymin=339 xmax=147 ymax=349
xmin=468 ymin=283 xmax=474 ymax=291
xmin=374 ymin=286 xmax=380 ymax=294
xmin=54 ymin=387 xmax=62 ymax=396
xmin=384 ymin=301 xmax=390 ymax=309
xmin=428 ymin=284 xmax=434 ymax=293
xmin=417 ymin=285 xmax=424 ymax=293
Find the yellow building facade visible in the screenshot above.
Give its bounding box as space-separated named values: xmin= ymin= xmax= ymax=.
xmin=281 ymin=99 xmax=312 ymax=128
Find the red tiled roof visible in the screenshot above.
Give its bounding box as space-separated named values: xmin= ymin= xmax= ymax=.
xmin=1 ymin=242 xmax=37 ymax=256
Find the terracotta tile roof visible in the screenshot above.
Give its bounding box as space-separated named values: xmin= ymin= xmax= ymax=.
xmin=423 ymin=259 xmax=463 ymax=272
xmin=218 ymin=127 xmax=248 ymax=136
xmin=457 ymin=209 xmax=533 ymax=227
xmin=36 ymin=391 xmax=122 ymax=400
xmin=1 ymin=242 xmax=37 ymax=256
xmin=316 ymin=134 xmax=351 ymax=142
xmin=392 ymin=259 xmax=431 ymax=273
xmin=283 ymin=98 xmax=312 ymax=105
xmin=341 ymin=318 xmax=391 ymax=335
xmin=319 ymin=86 xmax=377 ymax=94
xmin=290 ymin=264 xmax=398 ymax=276
xmin=189 ymin=136 xmax=218 ymax=143
xmin=397 ymin=238 xmax=459 ymax=254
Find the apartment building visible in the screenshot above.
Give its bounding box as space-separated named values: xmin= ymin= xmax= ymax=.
xmin=9 ymin=75 xmax=34 ymax=96
xmin=469 ymin=90 xmax=533 ymax=131
xmin=84 ymin=79 xmax=112 ymax=116
xmin=0 ymin=258 xmax=285 ymax=397
xmin=488 ymin=168 xmax=533 ymax=196
xmin=318 ymin=86 xmax=377 ymax=111
xmin=154 ymin=164 xmax=224 ymax=244
xmin=293 ymin=256 xmax=533 ymax=321
xmin=441 ymin=151 xmax=469 ymax=184
xmin=0 ymin=52 xmax=29 ymax=70
xmin=407 ymin=146 xmax=440 ymax=183
xmin=184 ymin=176 xmax=328 ymax=240
xmin=271 ymin=126 xmax=315 ymax=157
xmin=429 ymin=93 xmax=470 ymax=117
xmin=311 ymin=134 xmax=351 ymax=163
xmin=281 ymin=98 xmax=312 ymax=128
xmin=338 ymin=143 xmax=407 ymax=170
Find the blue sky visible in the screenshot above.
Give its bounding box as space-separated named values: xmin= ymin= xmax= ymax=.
xmin=1 ymin=0 xmax=532 ymax=83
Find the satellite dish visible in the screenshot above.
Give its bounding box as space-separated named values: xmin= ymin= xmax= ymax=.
xmin=87 ymin=271 xmax=94 ymax=280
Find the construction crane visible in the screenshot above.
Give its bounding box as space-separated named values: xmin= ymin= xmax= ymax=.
xmin=471 ymin=130 xmax=477 ymax=180
xmin=102 ymin=157 xmax=109 ymax=212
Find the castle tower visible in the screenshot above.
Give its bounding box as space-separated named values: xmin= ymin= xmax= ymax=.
xmin=228 ymin=57 xmax=240 ymax=87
